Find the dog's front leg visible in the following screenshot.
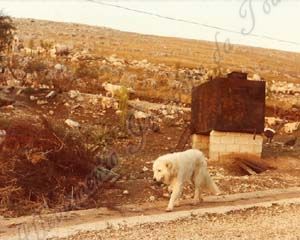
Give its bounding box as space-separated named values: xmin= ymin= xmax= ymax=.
xmin=166 ymin=182 xmax=182 ymax=212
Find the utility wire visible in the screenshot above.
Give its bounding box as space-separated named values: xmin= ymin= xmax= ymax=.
xmin=86 ymin=0 xmax=300 ymax=46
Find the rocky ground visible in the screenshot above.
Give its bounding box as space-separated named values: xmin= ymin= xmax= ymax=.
xmin=52 ymin=204 xmax=300 ymax=240
xmin=0 ymin=18 xmax=300 ymax=220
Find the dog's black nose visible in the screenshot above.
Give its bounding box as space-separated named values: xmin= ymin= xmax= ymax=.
xmin=153 ymin=177 xmax=157 ymax=181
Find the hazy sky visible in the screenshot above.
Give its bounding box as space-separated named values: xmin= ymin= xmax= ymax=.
xmin=1 ymin=0 xmax=300 ymax=53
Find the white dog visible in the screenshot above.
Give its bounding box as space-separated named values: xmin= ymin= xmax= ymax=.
xmin=153 ymin=149 xmax=220 ymax=211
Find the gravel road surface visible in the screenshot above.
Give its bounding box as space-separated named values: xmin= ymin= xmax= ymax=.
xmin=52 ymin=204 xmax=300 ymax=240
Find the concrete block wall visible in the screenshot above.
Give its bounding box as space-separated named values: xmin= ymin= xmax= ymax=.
xmin=209 ymin=130 xmax=263 ymax=160
xmin=191 ymin=134 xmax=209 ymax=156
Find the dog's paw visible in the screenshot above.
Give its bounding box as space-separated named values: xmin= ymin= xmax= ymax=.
xmin=166 ymin=207 xmax=173 ymax=212
xmin=215 ymin=191 xmax=222 ymax=196
xmin=192 ymin=199 xmax=203 ymax=206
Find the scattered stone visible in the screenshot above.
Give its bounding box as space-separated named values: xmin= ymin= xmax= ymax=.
xmin=65 ymin=119 xmax=80 ymax=128
xmin=123 ymin=190 xmax=129 ymax=195
xmin=37 ymin=100 xmax=48 ymax=105
xmin=142 ymin=166 xmax=149 ymax=172
xmin=0 ymin=130 xmax=6 ymax=144
xmin=68 ymin=90 xmax=81 ymax=99
xmin=54 ymin=63 xmax=66 ymax=71
xmin=72 ymin=104 xmax=82 ymax=110
xmin=149 ymin=196 xmax=155 ymax=201
xmin=46 ymin=90 xmax=57 ymax=99
xmin=2 ymin=104 xmax=14 ymax=110
xmin=30 ymin=95 xmax=38 ymax=101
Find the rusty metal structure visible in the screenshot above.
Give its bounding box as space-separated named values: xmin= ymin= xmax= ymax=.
xmin=191 ymin=72 xmax=265 ymax=135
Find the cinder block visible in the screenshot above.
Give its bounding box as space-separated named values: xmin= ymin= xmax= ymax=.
xmin=253 ymin=136 xmax=263 ymax=145
xmin=210 ymin=136 xmax=220 ymax=144
xmin=206 ymin=131 xmax=263 ymax=160
xmin=253 ymin=144 xmax=263 ymax=153
xmin=239 ymin=144 xmax=252 ymax=153
xmin=234 ymin=135 xmax=248 ymax=144
xmin=220 ymin=136 xmax=235 ymax=144
xmin=210 ymin=143 xmax=226 ymax=152
xmin=226 ymin=144 xmax=240 ymax=152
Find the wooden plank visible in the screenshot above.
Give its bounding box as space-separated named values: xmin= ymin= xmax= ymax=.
xmin=238 ymin=162 xmax=257 ymax=175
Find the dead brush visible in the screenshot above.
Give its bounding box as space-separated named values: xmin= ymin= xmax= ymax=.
xmin=0 ymin=116 xmax=117 ymax=216
xmin=74 ymin=61 xmax=99 ymax=80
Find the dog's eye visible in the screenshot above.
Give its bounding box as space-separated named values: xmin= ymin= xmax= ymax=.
xmin=158 ymin=169 xmax=161 ymax=172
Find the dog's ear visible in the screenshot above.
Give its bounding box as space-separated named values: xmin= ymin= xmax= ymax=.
xmin=165 ymin=161 xmax=173 ymax=170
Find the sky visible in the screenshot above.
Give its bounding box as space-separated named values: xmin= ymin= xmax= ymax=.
xmin=1 ymin=0 xmax=300 ymax=53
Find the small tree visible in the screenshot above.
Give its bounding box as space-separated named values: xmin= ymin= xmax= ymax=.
xmin=0 ymin=11 xmax=15 ymax=56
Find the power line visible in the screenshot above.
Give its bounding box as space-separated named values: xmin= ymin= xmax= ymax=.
xmin=86 ymin=0 xmax=300 ymax=46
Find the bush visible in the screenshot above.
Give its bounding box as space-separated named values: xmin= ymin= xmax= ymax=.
xmin=24 ymin=57 xmax=48 ymax=74
xmin=115 ymin=86 xmax=129 ymax=131
xmin=74 ymin=62 xmax=99 ymax=79
xmin=0 ymin=11 xmax=15 ymax=55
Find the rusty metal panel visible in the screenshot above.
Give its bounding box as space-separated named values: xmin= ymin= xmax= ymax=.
xmin=191 ymin=73 xmax=265 ymax=134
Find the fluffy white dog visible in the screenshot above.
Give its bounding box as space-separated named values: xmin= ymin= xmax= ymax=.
xmin=153 ymin=149 xmax=220 ymax=211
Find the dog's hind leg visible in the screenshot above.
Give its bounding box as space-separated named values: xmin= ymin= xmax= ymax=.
xmin=193 ymin=173 xmax=204 ymax=205
xmin=204 ymin=172 xmax=221 ymax=195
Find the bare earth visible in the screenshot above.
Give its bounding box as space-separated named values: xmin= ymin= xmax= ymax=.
xmin=0 ymin=18 xmax=300 ymax=240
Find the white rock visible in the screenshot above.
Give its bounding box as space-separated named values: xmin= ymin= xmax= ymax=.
xmin=7 ymin=79 xmax=21 ymax=87
xmin=0 ymin=130 xmax=6 ymax=144
xmin=123 ymin=190 xmax=129 ymax=195
xmin=54 ymin=63 xmax=66 ymax=71
xmin=37 ymin=100 xmax=48 ymax=105
xmin=134 ymin=111 xmax=149 ymax=119
xmin=30 ymin=95 xmax=38 ymax=101
xmin=46 ymin=90 xmax=57 ymax=99
xmin=283 ymin=122 xmax=300 ymax=134
xmin=68 ymin=90 xmax=81 ymax=99
xmin=142 ymin=166 xmax=149 ymax=172
xmin=65 ymin=119 xmax=80 ymax=128
xmin=149 ymin=196 xmax=155 ymax=201
xmin=161 ymin=110 xmax=168 ymax=116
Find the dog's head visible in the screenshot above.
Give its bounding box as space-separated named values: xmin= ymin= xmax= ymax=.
xmin=152 ymin=157 xmax=175 ymax=184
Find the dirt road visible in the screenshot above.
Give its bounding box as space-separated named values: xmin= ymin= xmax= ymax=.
xmin=2 ymin=188 xmax=300 ymax=240
xmin=54 ymin=203 xmax=300 ymax=240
